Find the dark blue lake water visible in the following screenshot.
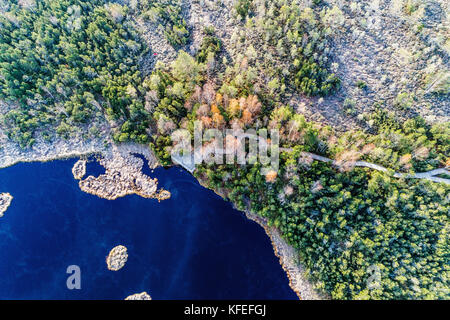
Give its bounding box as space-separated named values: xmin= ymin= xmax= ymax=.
xmin=0 ymin=159 xmax=297 ymax=299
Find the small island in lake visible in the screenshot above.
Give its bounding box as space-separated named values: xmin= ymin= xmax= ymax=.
xmin=72 ymin=160 xmax=87 ymax=181
xmin=106 ymin=245 xmax=129 ymax=272
xmin=125 ymin=292 xmax=152 ymax=300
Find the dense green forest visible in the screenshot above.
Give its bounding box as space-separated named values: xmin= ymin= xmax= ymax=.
xmin=0 ymin=0 xmax=448 ymax=299
xmin=0 ymin=0 xmax=150 ymax=147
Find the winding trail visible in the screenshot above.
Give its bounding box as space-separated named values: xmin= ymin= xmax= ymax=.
xmin=300 ymin=152 xmax=450 ymax=185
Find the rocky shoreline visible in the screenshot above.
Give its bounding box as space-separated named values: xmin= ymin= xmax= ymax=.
xmin=0 ymin=135 xmax=108 ymax=170
xmin=243 ymin=211 xmax=328 ymax=300
xmin=0 ymin=192 xmax=13 ymax=218
xmin=195 ymin=177 xmax=326 ymax=300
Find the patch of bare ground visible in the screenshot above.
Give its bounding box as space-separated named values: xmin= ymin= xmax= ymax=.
xmin=292 ymin=0 xmax=449 ymax=132
xmin=118 ymin=0 xmax=237 ymax=75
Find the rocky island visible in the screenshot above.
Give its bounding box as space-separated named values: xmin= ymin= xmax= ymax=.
xmin=106 ymin=245 xmax=129 ymax=271
xmin=125 ymin=292 xmax=152 ymax=300
xmin=0 ymin=193 xmax=13 ymax=218
xmin=76 ymin=144 xmax=171 ymax=202
xmin=71 ymin=159 xmax=87 ymax=180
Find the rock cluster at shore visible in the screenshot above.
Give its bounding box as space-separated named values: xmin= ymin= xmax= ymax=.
xmin=72 ymin=159 xmax=87 ymax=180
xmin=243 ymin=211 xmax=327 ymax=300
xmin=106 ymin=245 xmax=128 ymax=271
xmin=77 ymin=144 xmax=171 ymax=201
xmin=195 ymin=175 xmax=325 ymax=300
xmin=0 ymin=193 xmax=13 ymax=218
xmin=125 ymin=292 xmax=152 ymax=300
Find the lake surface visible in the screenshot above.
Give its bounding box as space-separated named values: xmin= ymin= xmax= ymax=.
xmin=0 ymin=159 xmax=297 ymax=299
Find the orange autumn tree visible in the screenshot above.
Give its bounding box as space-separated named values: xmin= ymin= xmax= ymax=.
xmin=265 ymin=170 xmax=278 ymax=183
xmin=223 ymin=94 xmax=262 ymax=127
xmin=201 ymin=116 xmax=213 ymax=128
xmin=227 ymin=98 xmax=241 ymax=117
xmin=212 ymin=112 xmax=225 ymax=128
xmin=190 ymin=83 xmax=262 ymax=129
xmin=241 ymin=109 xmax=253 ymax=125
xmin=210 ymin=104 xmax=220 ymax=114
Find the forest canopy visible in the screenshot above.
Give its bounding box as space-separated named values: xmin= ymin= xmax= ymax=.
xmin=0 ymin=0 xmax=150 ymax=147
